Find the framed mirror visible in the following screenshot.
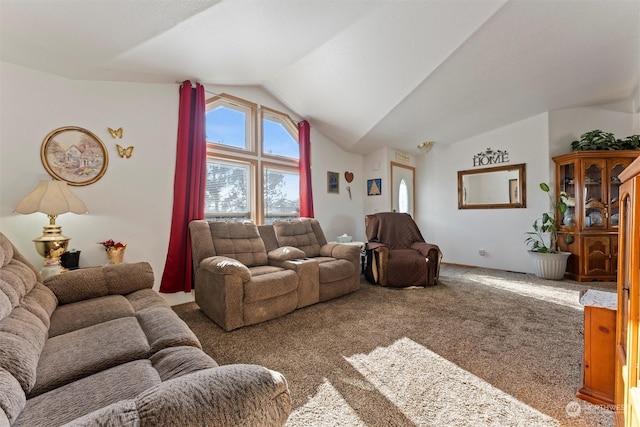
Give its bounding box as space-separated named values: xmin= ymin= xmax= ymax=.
xmin=458 ymin=163 xmax=526 ymax=209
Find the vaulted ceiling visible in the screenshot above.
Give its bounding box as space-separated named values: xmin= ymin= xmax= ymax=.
xmin=1 ymin=0 xmax=638 ymax=155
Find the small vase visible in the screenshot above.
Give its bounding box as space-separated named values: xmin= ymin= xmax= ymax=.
xmin=106 ymin=246 xmax=126 ymax=264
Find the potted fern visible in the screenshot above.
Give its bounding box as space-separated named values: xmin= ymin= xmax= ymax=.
xmin=525 ymin=183 xmax=571 ymax=280
xmin=571 ymin=129 xmax=640 ymax=151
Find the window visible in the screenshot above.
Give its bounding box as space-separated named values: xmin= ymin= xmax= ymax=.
xmin=262 ymin=107 xmax=299 ymax=159
xmin=206 ymin=94 xmax=255 ymax=152
xmin=399 ymin=179 xmax=408 ymax=214
xmin=205 ymin=94 xmax=299 ymax=223
xmin=205 ymin=158 xmax=252 ymax=221
xmin=263 ymin=164 xmax=300 ymax=223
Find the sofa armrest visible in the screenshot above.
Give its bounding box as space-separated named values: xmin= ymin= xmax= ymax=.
xmin=65 ymin=365 xmax=292 ymax=427
xmin=268 ymin=246 xmax=306 ymax=263
xmin=411 ymin=242 xmax=441 ymax=259
xmin=199 ymin=256 xmax=251 ymax=282
xmin=45 ymin=262 xmax=154 ymax=305
xmin=366 ymin=242 xmax=386 ymax=251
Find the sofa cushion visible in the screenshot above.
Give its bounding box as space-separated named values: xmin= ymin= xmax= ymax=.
xmin=244 ymin=269 xmax=298 ymax=304
xmin=318 ymin=258 xmax=355 ymax=283
xmin=21 ymin=284 xmax=57 ymax=329
xmin=0 ymin=233 xmax=12 ymax=268
xmin=0 ymin=283 xmax=12 ymax=320
xmin=0 ymin=307 xmax=49 ymax=393
xmin=150 ymin=346 xmax=219 ymax=381
xmin=48 ymin=295 xmax=135 ymax=338
xmin=126 ymin=288 xmax=170 ymax=312
xmin=0 ymin=367 xmax=26 ymax=425
xmin=249 ymin=264 xmax=290 ymax=277
xmin=14 ymin=360 xmax=161 ymax=427
xmin=209 ymin=221 xmax=268 ymax=267
xmin=273 ymin=219 xmax=321 ymax=257
xmin=31 ymin=317 xmax=150 ymax=397
xmin=0 ymin=259 xmax=39 ymax=310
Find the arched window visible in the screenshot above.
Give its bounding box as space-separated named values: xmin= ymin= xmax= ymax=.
xmin=399 ymin=179 xmax=409 ymax=214
xmin=205 ymin=93 xmax=299 ymax=224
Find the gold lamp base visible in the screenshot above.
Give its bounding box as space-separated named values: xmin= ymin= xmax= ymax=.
xmin=33 ymin=216 xmax=70 ymax=279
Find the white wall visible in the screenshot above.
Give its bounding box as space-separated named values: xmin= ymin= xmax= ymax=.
xmin=419 ymin=107 xmax=639 ymax=274
xmin=363 ymin=147 xmax=417 ymax=221
xmin=0 ymin=62 xmax=364 ymax=305
xmin=0 ymin=62 xmax=181 ymax=297
xmin=363 ymin=147 xmax=390 ymax=217
xmin=418 ymin=113 xmax=551 ymax=274
xmin=549 ymin=106 xmax=640 ymax=158
xmin=310 ymin=132 xmax=365 ymax=243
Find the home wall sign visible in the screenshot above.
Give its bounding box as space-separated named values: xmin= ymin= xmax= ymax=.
xmin=473 ymin=148 xmax=509 ymax=167
xmin=394 ymin=151 xmax=410 ymax=164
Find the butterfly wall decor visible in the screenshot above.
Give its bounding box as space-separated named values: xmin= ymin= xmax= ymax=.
xmin=108 ymin=127 xmax=123 ymax=139
xmin=116 ymin=144 xmax=134 ymax=159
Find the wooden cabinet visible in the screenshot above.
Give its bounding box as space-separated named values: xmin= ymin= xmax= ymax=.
xmin=578 ymin=290 xmax=617 ymax=405
xmin=554 ymin=151 xmax=639 ymax=281
xmin=614 ymin=155 xmax=640 ymax=426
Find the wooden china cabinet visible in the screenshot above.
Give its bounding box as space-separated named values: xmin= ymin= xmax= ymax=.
xmin=614 ymin=155 xmax=640 ymax=426
xmin=554 ymin=151 xmax=639 ymax=282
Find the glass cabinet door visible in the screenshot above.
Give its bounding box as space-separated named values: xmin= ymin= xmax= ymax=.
xmin=559 ymin=162 xmax=576 ymax=228
xmin=616 ymin=195 xmax=631 ymax=409
xmin=610 ymin=160 xmax=630 ymax=229
xmin=583 ymin=159 xmax=606 ymax=230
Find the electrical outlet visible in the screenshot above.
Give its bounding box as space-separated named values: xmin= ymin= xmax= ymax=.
xmin=478 ymin=248 xmax=486 ymax=256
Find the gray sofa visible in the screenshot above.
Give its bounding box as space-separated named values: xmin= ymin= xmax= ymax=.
xmin=0 ymin=232 xmax=291 ymax=427
xmin=189 ymin=218 xmax=361 ymax=331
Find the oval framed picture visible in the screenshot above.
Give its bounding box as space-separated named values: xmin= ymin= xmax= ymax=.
xmin=40 ymin=126 xmax=109 ymax=186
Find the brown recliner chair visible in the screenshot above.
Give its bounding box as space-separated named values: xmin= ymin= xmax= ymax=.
xmin=364 ymin=212 xmax=442 ymax=287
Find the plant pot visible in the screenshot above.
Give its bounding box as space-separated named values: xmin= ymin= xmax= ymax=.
xmin=60 ymin=251 xmax=81 ymax=270
xmin=106 ymin=246 xmax=126 ymax=264
xmin=528 ymin=251 xmax=571 ymax=280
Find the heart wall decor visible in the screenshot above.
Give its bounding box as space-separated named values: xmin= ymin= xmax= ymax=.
xmin=344 ymin=171 xmax=354 ymax=183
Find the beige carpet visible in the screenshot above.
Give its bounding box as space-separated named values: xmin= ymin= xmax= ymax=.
xmin=173 ymin=264 xmax=617 ymax=426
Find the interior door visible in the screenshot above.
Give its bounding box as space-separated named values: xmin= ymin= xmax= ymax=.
xmin=391 ymin=162 xmax=415 ymax=218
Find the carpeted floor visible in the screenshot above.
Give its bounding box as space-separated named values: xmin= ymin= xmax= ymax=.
xmin=173 ymin=264 xmax=617 ymax=426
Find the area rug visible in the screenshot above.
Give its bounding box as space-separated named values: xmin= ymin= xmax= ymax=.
xmin=173 ymin=265 xmax=617 ymax=426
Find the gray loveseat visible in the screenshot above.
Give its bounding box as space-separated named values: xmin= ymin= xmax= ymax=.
xmin=190 ymin=218 xmax=361 ymax=331
xmin=0 ymin=232 xmax=291 ymax=426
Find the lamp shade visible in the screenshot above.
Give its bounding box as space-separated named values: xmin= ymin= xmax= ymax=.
xmin=16 ymin=180 xmax=88 ymax=215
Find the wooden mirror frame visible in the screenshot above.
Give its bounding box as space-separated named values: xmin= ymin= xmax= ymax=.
xmin=458 ymin=163 xmax=526 ymax=209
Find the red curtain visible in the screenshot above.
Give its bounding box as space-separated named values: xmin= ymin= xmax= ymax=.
xmin=160 ymin=81 xmax=206 ymax=293
xmin=299 ymin=120 xmax=314 ymax=218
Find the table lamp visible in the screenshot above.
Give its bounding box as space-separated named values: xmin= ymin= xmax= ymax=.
xmin=15 ymin=180 xmax=88 ymax=277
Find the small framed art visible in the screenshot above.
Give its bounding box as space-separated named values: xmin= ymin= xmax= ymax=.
xmin=367 ymin=178 xmax=382 ymax=196
xmin=327 ymin=171 xmax=339 ymax=194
